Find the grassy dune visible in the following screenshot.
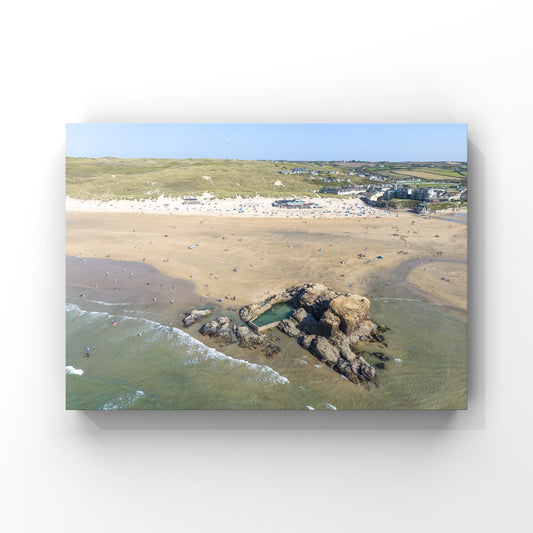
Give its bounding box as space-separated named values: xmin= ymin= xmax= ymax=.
xmin=66 ymin=157 xmax=467 ymax=201
xmin=66 ymin=158 xmax=346 ymax=200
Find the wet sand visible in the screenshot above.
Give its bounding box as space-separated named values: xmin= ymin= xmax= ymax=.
xmin=66 ymin=210 xmax=467 ymax=312
xmin=66 ymin=254 xmax=311 ymax=373
xmin=406 ymin=261 xmax=467 ymax=312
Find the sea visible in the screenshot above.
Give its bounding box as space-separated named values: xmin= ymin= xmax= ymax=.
xmin=66 ymin=256 xmax=467 ymax=410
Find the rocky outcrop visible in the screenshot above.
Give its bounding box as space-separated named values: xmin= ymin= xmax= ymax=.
xmin=199 ymin=316 xmax=234 ymax=345
xmin=199 ymin=316 xmax=282 ymax=357
xmin=264 ymin=344 xmax=281 ymax=358
xmin=232 ymin=325 xmax=268 ymax=349
xmin=239 ymin=283 xmax=384 ymax=385
xmin=277 ymin=318 xmax=302 ymax=338
xmin=291 ymin=308 xmax=319 ymax=335
xmin=306 ymin=335 xmax=378 ymax=384
xmin=182 ymin=309 xmax=213 ymax=327
xmin=291 ymin=284 xmax=338 ymax=319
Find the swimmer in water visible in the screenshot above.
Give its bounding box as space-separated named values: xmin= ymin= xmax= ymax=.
xmin=85 ymin=347 xmax=90 ymax=357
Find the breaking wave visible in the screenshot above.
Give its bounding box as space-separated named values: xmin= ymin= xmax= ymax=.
xmin=65 ymin=366 xmax=84 ymax=376
xmin=66 ymin=303 xmax=289 ymax=386
xmin=100 ymin=390 xmax=145 ymax=410
xmin=84 ymin=300 xmax=131 ymax=306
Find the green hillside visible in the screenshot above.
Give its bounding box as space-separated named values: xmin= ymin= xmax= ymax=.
xmin=66 ymin=158 xmax=348 ymax=200
xmin=66 ymin=157 xmax=467 ymax=201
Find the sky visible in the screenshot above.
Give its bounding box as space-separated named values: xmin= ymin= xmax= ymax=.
xmin=66 ymin=123 xmax=467 ymax=162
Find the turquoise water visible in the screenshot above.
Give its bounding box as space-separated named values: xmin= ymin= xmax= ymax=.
xmin=253 ymin=303 xmax=295 ymax=328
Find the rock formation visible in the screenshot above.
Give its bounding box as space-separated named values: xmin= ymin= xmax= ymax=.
xmin=264 ymin=344 xmax=281 ymax=358
xmin=182 ymin=309 xmax=213 ymax=327
xmin=199 ymin=316 xmax=282 ymax=356
xmin=232 ymin=325 xmax=268 ymax=349
xmin=199 ymin=316 xmax=234 ymax=345
xmin=239 ymin=284 xmax=384 ymax=385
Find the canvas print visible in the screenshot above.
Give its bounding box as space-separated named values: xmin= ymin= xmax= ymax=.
xmin=66 ymin=124 xmax=467 ymax=410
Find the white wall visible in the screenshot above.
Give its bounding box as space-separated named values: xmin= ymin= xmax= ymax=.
xmin=2 ymin=1 xmax=531 ymax=532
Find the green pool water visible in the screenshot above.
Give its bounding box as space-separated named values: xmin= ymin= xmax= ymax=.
xmin=253 ymin=303 xmax=295 ymax=328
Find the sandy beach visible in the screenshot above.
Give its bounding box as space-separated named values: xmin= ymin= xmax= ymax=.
xmin=66 ymin=194 xmax=397 ymax=219
xmin=66 ymin=198 xmax=467 ymax=313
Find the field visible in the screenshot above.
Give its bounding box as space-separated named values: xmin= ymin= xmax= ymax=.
xmin=394 ymin=169 xmax=465 ymax=181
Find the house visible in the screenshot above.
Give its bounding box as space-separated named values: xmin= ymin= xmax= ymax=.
xmin=445 ymin=193 xmax=461 ymax=201
xmin=319 ymin=186 xmax=364 ymax=195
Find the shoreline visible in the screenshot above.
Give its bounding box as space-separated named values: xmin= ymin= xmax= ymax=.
xmin=66 ymin=254 xmax=312 ymax=372
xmin=66 ymin=253 xmax=467 ymax=409
xmin=67 ymin=251 xmax=467 ymax=365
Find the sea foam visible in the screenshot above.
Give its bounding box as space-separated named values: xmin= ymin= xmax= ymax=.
xmin=66 ymin=366 xmax=84 ymax=376
xmin=101 ymin=390 xmax=145 ymax=410
xmin=67 ymin=302 xmax=290 ymax=385
xmin=66 ymin=303 xmax=110 ymax=319
xmin=85 ymin=299 xmax=131 ymax=306
xmin=166 ymin=325 xmax=290 ymax=385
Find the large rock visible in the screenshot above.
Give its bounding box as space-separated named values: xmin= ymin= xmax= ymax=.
xmin=336 ymin=336 xmax=358 ymax=363
xmin=352 ymin=358 xmax=378 ymax=383
xmin=277 ymin=318 xmax=302 ymax=338
xmin=182 ymin=309 xmax=213 ymax=327
xmin=328 ymin=295 xmax=371 ymax=336
xmin=264 ymin=344 xmax=281 ymax=358
xmin=309 ymin=336 xmax=340 ymax=366
xmin=334 ymin=356 xmax=378 ymax=385
xmin=199 ymin=316 xmax=234 ymax=345
xmin=239 ymin=303 xmax=267 ymax=323
xmin=291 ymin=308 xmax=319 ymax=335
xmin=317 ymin=309 xmax=341 ymax=337
xmin=291 ymin=284 xmax=338 ymax=319
xmin=352 ymin=319 xmax=380 ymax=342
xmin=232 ymin=325 xmax=268 ymax=349
xmin=300 ymin=335 xmax=315 ymax=351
